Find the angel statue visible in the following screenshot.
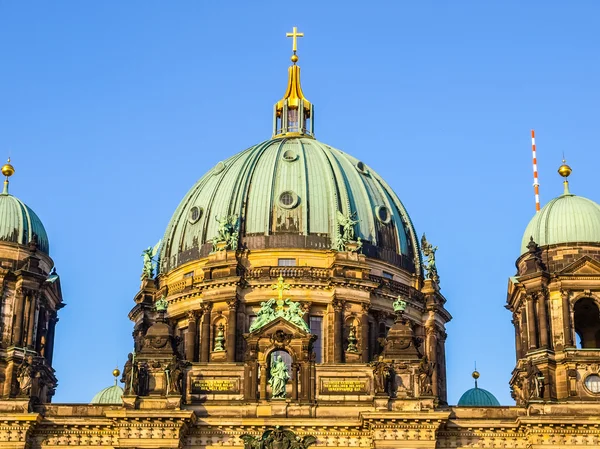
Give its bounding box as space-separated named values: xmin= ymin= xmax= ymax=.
xmin=420 ymin=233 xmax=439 ymax=284
xmin=141 ymin=240 xmax=162 ymax=280
xmin=333 ymin=211 xmax=361 ymax=252
xmin=211 ymin=215 xmax=240 ymax=252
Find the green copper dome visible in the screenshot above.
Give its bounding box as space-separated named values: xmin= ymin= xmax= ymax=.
xmin=160 ymin=136 xmax=420 ymax=273
xmin=457 ymin=386 xmax=501 ymax=406
xmin=90 ymin=383 xmax=123 ymax=404
xmin=0 ymin=190 xmax=49 ymax=254
xmin=521 ymin=189 xmax=600 ymax=254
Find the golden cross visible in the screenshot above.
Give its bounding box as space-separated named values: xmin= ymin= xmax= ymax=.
xmin=286 ymin=26 xmax=304 ymax=53
xmin=272 ymin=275 xmax=291 ymax=302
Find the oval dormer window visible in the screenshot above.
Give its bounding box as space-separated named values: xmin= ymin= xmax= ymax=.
xmin=188 ymin=206 xmax=203 ymax=224
xmin=376 ymin=205 xmax=391 ymax=224
xmin=282 ymin=150 xmax=298 ymax=162
xmin=279 ymin=191 xmax=299 ymax=209
xmin=356 ymin=161 xmax=369 ymax=175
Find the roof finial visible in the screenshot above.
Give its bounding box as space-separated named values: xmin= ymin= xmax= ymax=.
xmin=286 ymin=26 xmax=304 ymax=64
xmin=472 ymin=362 xmax=480 ymax=389
xmin=558 ymin=158 xmax=572 ymax=195
xmin=1 ymin=158 xmax=15 ymax=195
xmin=112 ymin=366 xmax=121 ymax=386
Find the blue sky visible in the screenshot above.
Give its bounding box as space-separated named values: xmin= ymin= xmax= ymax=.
xmin=1 ymin=1 xmax=599 ymax=404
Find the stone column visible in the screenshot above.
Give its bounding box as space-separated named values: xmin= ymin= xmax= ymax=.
xmin=333 ymin=299 xmax=344 ymax=363
xmin=36 ymin=307 xmax=47 ymax=354
xmin=537 ymin=292 xmax=549 ymax=348
xmin=186 ymin=311 xmax=197 ymax=362
xmin=227 ymin=299 xmax=238 ymax=362
xmin=12 ymin=288 xmax=26 ymax=346
xmin=200 ymin=303 xmax=212 ymax=363
xmin=259 ymin=363 xmax=267 ymax=400
xmin=512 ymin=314 xmax=522 ymax=360
xmin=3 ymin=361 xmax=15 ymax=396
xmin=46 ymin=314 xmax=58 ymax=364
xmin=291 ymin=363 xmax=299 ymax=401
xmin=426 ymin=325 xmax=439 ymax=397
xmin=26 ymin=296 xmax=37 ymax=349
xmin=526 ymin=294 xmax=538 ymax=350
xmin=360 ymin=303 xmax=370 ymax=363
xmin=561 ymin=290 xmax=574 ymax=347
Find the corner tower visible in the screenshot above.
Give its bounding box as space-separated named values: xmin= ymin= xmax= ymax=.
xmin=508 ymin=161 xmax=600 ymax=404
xmin=0 ymin=160 xmax=63 ymax=405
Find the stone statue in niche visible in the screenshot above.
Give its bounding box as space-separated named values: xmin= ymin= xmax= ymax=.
xmin=269 ymin=355 xmax=290 ymax=399
xmin=418 ymin=356 xmax=435 ymax=396
xmin=16 ymin=357 xmax=33 ymax=396
xmin=526 ymin=359 xmax=545 ymax=399
xmin=213 ymin=323 xmax=225 ymax=351
xmin=370 ymin=356 xmax=392 ymax=395
xmin=346 ymin=325 xmax=359 ymax=353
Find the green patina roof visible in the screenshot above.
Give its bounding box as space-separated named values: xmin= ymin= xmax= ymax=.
xmin=90 ymin=383 xmax=123 ymax=404
xmin=521 ymin=190 xmax=600 ymax=254
xmin=0 ymin=191 xmax=49 ymax=254
xmin=457 ymin=386 xmax=500 ymax=406
xmin=160 ymin=136 xmax=420 ymax=272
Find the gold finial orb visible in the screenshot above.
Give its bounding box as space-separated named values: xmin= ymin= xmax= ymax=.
xmin=291 ymin=54 xmax=299 ymax=63
xmin=558 ymin=160 xmax=572 ymax=178
xmin=472 ymin=370 xmax=480 ymax=380
xmin=1 ymin=158 xmax=14 ymax=178
xmin=112 ymin=368 xmax=121 ymax=378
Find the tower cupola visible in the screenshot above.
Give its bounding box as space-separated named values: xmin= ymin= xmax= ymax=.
xmin=273 ymin=27 xmax=314 ymax=138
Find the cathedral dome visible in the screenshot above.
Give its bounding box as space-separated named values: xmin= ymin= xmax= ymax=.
xmin=457 ymin=386 xmax=501 ymax=406
xmin=520 ymin=188 xmax=600 ymax=255
xmin=0 ymin=162 xmax=49 ymax=254
xmin=457 ymin=371 xmax=500 ymax=406
xmin=159 ymin=136 xmax=420 ymax=273
xmin=90 ymin=384 xmax=123 ymax=405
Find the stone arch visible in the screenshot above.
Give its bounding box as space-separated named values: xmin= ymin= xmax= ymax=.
xmin=573 ymin=297 xmax=600 ymax=349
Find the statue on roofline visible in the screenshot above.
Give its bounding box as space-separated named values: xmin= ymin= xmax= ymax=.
xmin=211 ymin=215 xmax=240 ymax=252
xmin=421 ymin=233 xmax=439 ymax=284
xmin=141 ymin=240 xmax=162 ymax=280
xmin=332 ymin=210 xmax=362 ymax=252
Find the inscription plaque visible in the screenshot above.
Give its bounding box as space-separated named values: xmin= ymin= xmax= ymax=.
xmin=320 ymin=377 xmax=369 ymax=395
xmin=191 ymin=376 xmax=240 ymax=394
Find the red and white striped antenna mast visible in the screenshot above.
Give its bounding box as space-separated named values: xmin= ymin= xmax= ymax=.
xmin=531 ymin=129 xmax=541 ymax=212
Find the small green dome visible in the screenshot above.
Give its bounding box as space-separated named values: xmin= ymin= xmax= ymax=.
xmin=160 ymin=136 xmax=420 ymax=273
xmin=0 ymin=191 xmax=49 ymax=254
xmin=521 ymin=191 xmax=600 ymax=254
xmin=457 ymin=386 xmax=500 ymax=406
xmin=90 ymin=383 xmax=123 ymax=404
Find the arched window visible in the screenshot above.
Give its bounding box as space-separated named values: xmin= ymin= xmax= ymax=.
xmin=574 ymin=298 xmax=600 ymax=349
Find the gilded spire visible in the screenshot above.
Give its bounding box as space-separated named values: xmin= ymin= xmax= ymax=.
xmin=558 ymin=159 xmax=572 ymax=195
xmin=273 ymin=27 xmax=314 ymax=138
xmin=1 ymin=158 xmax=15 ymax=195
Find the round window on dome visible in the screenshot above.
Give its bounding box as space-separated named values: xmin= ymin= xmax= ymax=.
xmin=356 ymin=161 xmax=369 ymax=175
xmin=585 ymin=374 xmax=600 ymax=394
xmin=282 ymin=150 xmax=298 ymax=162
xmin=376 ymin=205 xmax=392 ymax=224
xmin=188 ymin=206 xmax=203 ymax=224
xmin=279 ymin=191 xmax=299 ymax=209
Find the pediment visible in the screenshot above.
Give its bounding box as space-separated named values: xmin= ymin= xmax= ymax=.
xmin=559 ymin=256 xmax=600 ymax=275
xmin=246 ymin=316 xmax=311 ymax=339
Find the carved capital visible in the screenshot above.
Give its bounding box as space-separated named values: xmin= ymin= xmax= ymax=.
xmin=560 ymin=289 xmax=571 ymax=301
xmin=301 ymin=301 xmax=312 ymax=314
xmin=332 ymin=299 xmax=345 ymax=312
xmin=200 ymin=302 xmax=212 ymax=315
xmin=361 ymin=302 xmax=371 ymax=314
xmin=187 ymin=310 xmax=198 ymax=322
xmin=227 ymin=298 xmax=239 ymax=311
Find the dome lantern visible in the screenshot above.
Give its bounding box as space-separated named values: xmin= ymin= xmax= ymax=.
xmin=273 ymin=27 xmax=314 ymax=138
